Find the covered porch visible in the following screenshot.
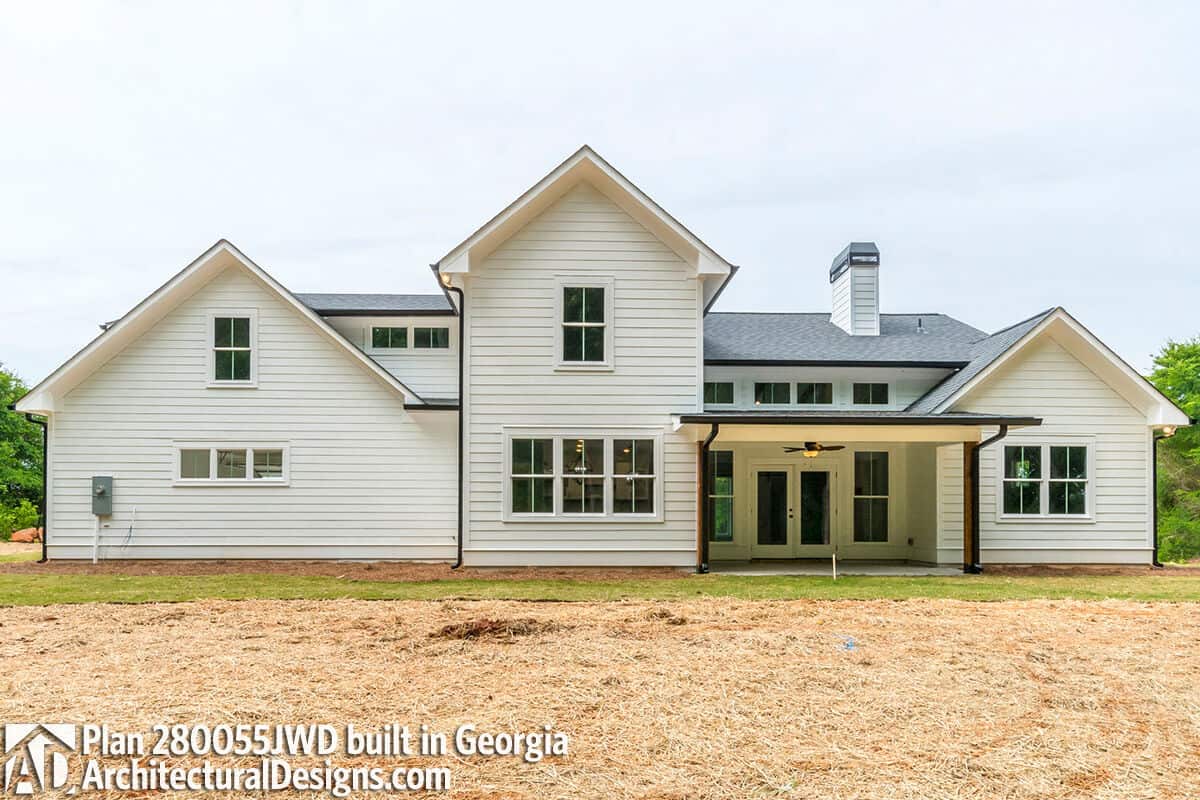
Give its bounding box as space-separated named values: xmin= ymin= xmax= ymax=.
xmin=676 ymin=412 xmax=1042 ymax=574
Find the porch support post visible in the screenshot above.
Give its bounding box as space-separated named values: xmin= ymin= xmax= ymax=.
xmin=697 ymin=423 xmax=719 ymax=574
xmin=962 ymin=442 xmax=977 ymax=573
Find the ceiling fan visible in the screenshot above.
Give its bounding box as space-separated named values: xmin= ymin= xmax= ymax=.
xmin=783 ymin=442 xmax=846 ymax=458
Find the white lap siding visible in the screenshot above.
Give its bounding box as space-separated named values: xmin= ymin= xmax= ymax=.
xmin=464 ymin=182 xmax=700 ymax=566
xmin=937 ymin=334 xmax=1152 ymax=564
xmin=47 ymin=266 xmax=457 ymax=560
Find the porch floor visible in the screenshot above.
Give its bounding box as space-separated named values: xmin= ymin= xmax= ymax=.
xmin=711 ymin=560 xmax=962 ymax=577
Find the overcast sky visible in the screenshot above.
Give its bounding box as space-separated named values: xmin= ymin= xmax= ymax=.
xmin=3 ymin=2 xmax=1198 ymax=383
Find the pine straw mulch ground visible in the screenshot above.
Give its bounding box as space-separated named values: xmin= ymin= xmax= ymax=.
xmin=3 ymin=597 xmax=1199 ymax=799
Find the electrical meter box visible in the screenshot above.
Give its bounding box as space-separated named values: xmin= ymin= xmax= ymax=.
xmin=91 ymin=476 xmax=113 ymax=516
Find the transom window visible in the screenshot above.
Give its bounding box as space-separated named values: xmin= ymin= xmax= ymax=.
xmin=796 ymin=382 xmax=834 ymax=404
xmin=414 ymin=327 xmax=450 ymax=349
xmin=561 ymin=286 xmax=606 ymax=363
xmin=506 ymin=433 xmax=660 ymax=519
xmin=706 ymin=451 xmax=734 ymax=542
xmin=704 ymin=382 xmax=734 ymax=404
xmin=853 ymin=451 xmax=889 ymax=542
xmin=754 ymin=382 xmax=790 ymax=405
xmin=852 ymin=383 xmax=888 ymax=405
xmin=371 ymin=327 xmax=408 ymax=349
xmin=1002 ymin=444 xmax=1089 ymax=517
xmin=212 ymin=316 xmax=252 ymax=382
xmin=176 ymin=445 xmax=288 ymax=485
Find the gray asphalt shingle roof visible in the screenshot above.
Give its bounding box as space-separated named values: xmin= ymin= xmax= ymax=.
xmin=703 ymin=312 xmax=986 ymax=364
xmin=295 ymin=293 xmax=454 ymax=315
xmin=907 ymin=308 xmax=1056 ymax=413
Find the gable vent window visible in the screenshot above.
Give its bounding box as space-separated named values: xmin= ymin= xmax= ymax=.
xmin=212 ymin=316 xmax=253 ymax=383
xmin=704 ymin=382 xmax=734 ymax=404
xmin=371 ymin=327 xmax=408 ymax=349
xmin=852 ymin=383 xmax=889 ymax=405
xmin=797 ymin=382 xmax=834 ymax=404
xmin=414 ymin=327 xmax=450 ymax=349
xmin=754 ymin=382 xmax=790 ymax=405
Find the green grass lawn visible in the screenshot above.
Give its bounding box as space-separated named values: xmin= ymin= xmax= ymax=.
xmin=0 ymin=550 xmax=39 ymax=563
xmin=2 ymin=571 xmax=1200 ymax=606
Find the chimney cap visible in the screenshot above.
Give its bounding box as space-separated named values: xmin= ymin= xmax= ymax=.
xmin=830 ymin=241 xmax=880 ymax=282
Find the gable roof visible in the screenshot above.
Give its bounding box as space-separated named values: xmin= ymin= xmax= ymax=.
xmin=434 ymin=145 xmax=737 ymax=310
xmin=909 ymin=307 xmax=1189 ymax=425
xmin=704 ymin=312 xmax=984 ymax=365
xmin=15 ymin=240 xmax=426 ymax=414
xmin=295 ymin=293 xmax=454 ymax=316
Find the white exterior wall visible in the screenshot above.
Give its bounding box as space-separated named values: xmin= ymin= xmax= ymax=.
xmin=463 ymin=181 xmax=701 ymax=566
xmin=323 ymin=315 xmax=459 ymax=400
xmin=47 ymin=266 xmax=458 ymax=560
xmin=703 ymin=365 xmax=953 ymax=411
xmin=936 ymin=334 xmax=1154 ymax=564
xmin=829 ymin=267 xmax=879 ymax=336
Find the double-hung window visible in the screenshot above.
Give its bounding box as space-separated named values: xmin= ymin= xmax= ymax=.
xmin=176 ymin=444 xmax=288 ymax=485
xmin=211 ymin=314 xmax=255 ymax=384
xmin=1002 ymin=443 xmax=1090 ymax=518
xmin=853 ymin=451 xmax=889 ymax=542
xmin=557 ymin=278 xmax=612 ymax=368
xmin=510 ymin=438 xmax=554 ymax=514
xmin=562 ymin=438 xmax=605 ymax=514
xmin=706 ymin=451 xmax=734 ymax=542
xmin=505 ymin=432 xmax=661 ymax=520
xmin=614 ymin=439 xmax=655 ymax=514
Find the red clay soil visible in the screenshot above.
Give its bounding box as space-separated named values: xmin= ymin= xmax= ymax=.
xmin=0 ymin=558 xmax=687 ymax=581
xmin=0 ymin=557 xmax=1194 ymax=580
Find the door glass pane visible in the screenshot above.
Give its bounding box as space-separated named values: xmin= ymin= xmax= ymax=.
xmin=756 ymin=471 xmax=788 ymax=546
xmin=799 ymin=471 xmax=829 ymax=545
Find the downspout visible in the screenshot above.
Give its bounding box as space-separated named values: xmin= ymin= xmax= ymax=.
xmin=698 ymin=422 xmax=719 ymax=574
xmin=966 ymin=424 xmax=1009 ymax=574
xmin=1152 ymin=430 xmax=1170 ymax=569
xmin=6 ymin=405 xmax=47 ymax=563
xmin=445 ymin=283 xmax=466 ymax=570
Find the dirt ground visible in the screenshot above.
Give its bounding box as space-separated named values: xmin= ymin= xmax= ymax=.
xmin=3 ymin=597 xmax=1198 ymax=799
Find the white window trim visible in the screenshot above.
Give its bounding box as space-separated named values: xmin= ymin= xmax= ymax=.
xmin=501 ymin=427 xmax=664 ymax=522
xmin=365 ymin=324 xmax=410 ymax=354
xmin=173 ymin=443 xmax=291 ymax=487
xmin=412 ymin=324 xmax=454 ymax=352
xmin=995 ymin=437 xmax=1095 ymax=523
xmin=707 ymin=449 xmax=735 ymax=542
xmin=703 ymin=381 xmax=736 ymax=407
xmin=850 ymin=382 xmax=889 ymax=406
xmin=554 ymin=276 xmax=614 ymax=371
xmin=206 ymin=310 xmax=259 ymax=388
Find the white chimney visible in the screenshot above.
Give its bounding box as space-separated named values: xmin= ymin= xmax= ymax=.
xmin=830 ymin=242 xmax=880 ymax=336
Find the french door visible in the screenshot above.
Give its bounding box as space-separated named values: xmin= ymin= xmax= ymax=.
xmin=750 ymin=463 xmax=836 ymax=558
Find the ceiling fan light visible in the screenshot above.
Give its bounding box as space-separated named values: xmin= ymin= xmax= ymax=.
xmin=802 ymin=449 xmax=820 ymax=458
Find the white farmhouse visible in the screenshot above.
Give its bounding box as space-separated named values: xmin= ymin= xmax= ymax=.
xmin=14 ymin=147 xmax=1191 ymax=570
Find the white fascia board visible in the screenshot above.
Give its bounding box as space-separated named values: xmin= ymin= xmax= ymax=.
xmin=938 ymin=308 xmax=1190 ymax=426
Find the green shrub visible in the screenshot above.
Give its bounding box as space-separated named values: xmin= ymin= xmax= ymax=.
xmin=0 ymin=499 xmax=38 ymax=541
